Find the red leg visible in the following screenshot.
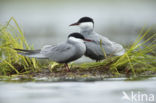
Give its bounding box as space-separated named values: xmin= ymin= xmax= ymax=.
xmin=64 ymin=63 xmax=70 ymax=72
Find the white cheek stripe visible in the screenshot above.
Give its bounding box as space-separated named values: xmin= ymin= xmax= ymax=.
xmin=79 ymin=22 xmax=93 ymax=28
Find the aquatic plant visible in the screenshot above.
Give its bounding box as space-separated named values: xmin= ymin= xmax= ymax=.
xmin=0 ymin=17 xmax=155 ymax=77
xmin=111 ymin=27 xmax=156 ymax=76
xmin=78 ymin=26 xmax=156 ymax=76
xmin=0 ymin=17 xmax=39 ymax=75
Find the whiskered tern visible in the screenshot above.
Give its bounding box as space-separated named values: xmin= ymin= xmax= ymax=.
xmin=15 ymin=33 xmax=92 ymax=71
xmin=70 ymin=17 xmax=125 ymax=61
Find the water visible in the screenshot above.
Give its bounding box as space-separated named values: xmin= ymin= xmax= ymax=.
xmin=0 ymin=78 xmax=156 ymax=103
xmin=0 ymin=0 xmax=156 ymax=47
xmin=0 ymin=1 xmax=156 ymax=102
xmin=0 ymin=0 xmax=156 ymax=63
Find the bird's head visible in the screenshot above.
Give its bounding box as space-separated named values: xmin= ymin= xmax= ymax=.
xmin=70 ymin=17 xmax=94 ymax=31
xmin=68 ymin=33 xmax=93 ymax=42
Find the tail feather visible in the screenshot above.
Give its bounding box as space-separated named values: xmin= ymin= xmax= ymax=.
xmin=14 ymin=48 xmax=47 ymax=59
xmin=14 ymin=48 xmax=40 ymax=53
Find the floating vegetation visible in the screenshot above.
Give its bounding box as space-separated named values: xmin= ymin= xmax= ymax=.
xmin=0 ymin=17 xmax=39 ymax=75
xmin=0 ymin=17 xmax=156 ymax=78
xmin=110 ymin=27 xmax=156 ymax=76
xmin=75 ymin=27 xmax=156 ymax=77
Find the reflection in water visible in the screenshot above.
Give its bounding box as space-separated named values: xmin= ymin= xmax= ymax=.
xmin=0 ymin=78 xmax=156 ymax=103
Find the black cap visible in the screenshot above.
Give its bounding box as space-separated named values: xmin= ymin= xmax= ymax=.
xmin=78 ymin=17 xmax=94 ymax=24
xmin=68 ymin=32 xmax=85 ymax=40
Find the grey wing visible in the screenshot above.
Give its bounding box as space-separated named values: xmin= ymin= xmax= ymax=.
xmin=111 ymin=42 xmax=125 ymax=56
xmin=88 ymin=34 xmax=112 ymax=55
xmin=40 ymin=43 xmax=75 ymax=63
xmin=96 ymin=34 xmax=125 ymax=55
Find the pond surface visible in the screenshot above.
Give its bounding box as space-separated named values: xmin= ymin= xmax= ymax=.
xmin=0 ymin=77 xmax=156 ymax=103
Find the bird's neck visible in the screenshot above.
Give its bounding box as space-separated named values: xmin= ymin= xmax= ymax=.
xmin=68 ymin=37 xmax=86 ymax=51
xmin=79 ymin=22 xmax=94 ymax=35
xmin=80 ymin=28 xmax=94 ymax=35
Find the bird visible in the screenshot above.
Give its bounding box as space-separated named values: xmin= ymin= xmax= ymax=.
xmin=70 ymin=17 xmax=125 ymax=61
xmin=15 ymin=32 xmax=92 ymax=71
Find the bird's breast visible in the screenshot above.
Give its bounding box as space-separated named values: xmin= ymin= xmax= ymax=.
xmin=75 ymin=42 xmax=86 ymax=54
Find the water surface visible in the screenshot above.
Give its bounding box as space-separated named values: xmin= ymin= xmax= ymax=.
xmin=0 ymin=77 xmax=156 ymax=103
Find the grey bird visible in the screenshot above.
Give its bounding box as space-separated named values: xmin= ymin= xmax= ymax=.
xmin=70 ymin=17 xmax=125 ymax=61
xmin=15 ymin=33 xmax=92 ymax=71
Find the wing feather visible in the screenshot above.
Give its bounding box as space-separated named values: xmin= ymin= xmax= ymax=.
xmin=40 ymin=43 xmax=75 ymax=63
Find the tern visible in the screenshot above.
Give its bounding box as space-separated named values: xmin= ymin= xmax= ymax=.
xmin=70 ymin=17 xmax=125 ymax=61
xmin=15 ymin=33 xmax=92 ymax=71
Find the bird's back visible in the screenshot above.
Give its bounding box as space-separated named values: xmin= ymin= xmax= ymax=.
xmin=82 ymin=31 xmax=125 ymax=60
xmin=41 ymin=41 xmax=85 ymax=63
